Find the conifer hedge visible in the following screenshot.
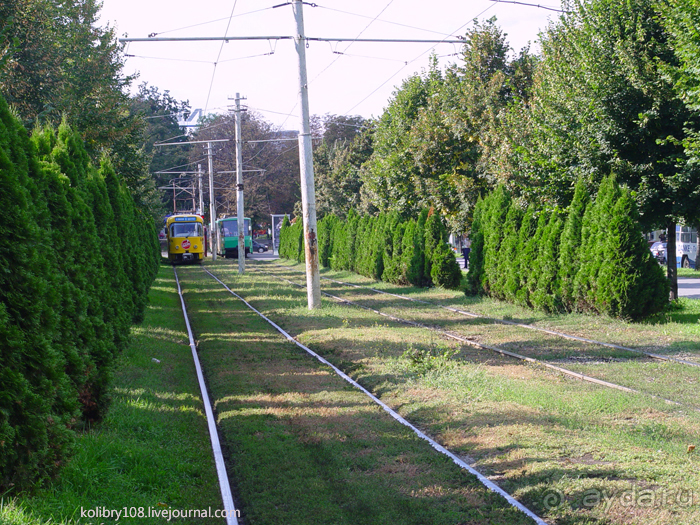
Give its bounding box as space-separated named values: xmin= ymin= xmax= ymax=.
xmin=466 ymin=177 xmax=669 ymax=320
xmin=279 ymin=208 xmax=462 ymax=289
xmin=0 ymin=96 xmax=159 ymax=490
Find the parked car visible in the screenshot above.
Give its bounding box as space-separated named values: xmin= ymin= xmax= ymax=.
xmin=650 ymin=241 xmax=667 ymax=264
xmin=252 ymin=240 xmax=268 ymax=253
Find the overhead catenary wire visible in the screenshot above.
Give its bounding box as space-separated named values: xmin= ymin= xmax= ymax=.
xmin=147 ymin=5 xmax=277 ymax=37
xmin=204 ymin=0 xmax=239 ymax=113
xmin=344 ymin=2 xmax=496 ymax=115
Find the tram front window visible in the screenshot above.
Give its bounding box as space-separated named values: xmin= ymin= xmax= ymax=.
xmin=171 ymin=223 xmax=202 ymax=237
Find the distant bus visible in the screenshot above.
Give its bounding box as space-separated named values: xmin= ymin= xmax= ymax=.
xmin=217 ymin=217 xmax=251 ymax=258
xmin=646 ymin=225 xmax=697 ymax=269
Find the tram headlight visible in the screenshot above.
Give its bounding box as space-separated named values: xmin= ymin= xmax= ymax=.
xmin=175 ymin=245 xmax=180 ymax=250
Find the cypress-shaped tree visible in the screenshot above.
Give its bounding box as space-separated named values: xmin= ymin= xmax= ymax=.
xmin=516 ymin=209 xmax=550 ymax=307
xmin=430 ymin=241 xmax=463 ymax=289
xmin=595 ymin=189 xmax=669 ymax=319
xmin=573 ymin=175 xmax=620 ymax=311
xmin=401 ymin=219 xmax=423 ymax=286
xmin=465 ymin=197 xmax=487 ymax=295
xmin=558 ymin=179 xmax=590 ymax=311
xmin=530 ymin=212 xmax=564 ymax=312
xmin=494 ymin=202 xmax=522 ymax=300
xmin=482 ymin=187 xmax=511 ymax=294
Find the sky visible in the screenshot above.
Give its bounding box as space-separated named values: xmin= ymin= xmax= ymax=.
xmin=99 ymin=0 xmax=559 ymax=129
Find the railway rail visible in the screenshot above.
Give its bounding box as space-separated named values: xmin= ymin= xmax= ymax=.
xmin=269 ymin=263 xmax=700 ymax=368
xmin=173 ymin=267 xmax=239 ymax=525
xmin=196 ymin=267 xmax=550 ymax=525
xmin=245 ymin=264 xmax=697 ymax=412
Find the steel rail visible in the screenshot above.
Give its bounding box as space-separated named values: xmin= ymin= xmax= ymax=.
xmin=202 ymin=267 xmax=549 ymax=525
xmin=173 ymin=267 xmax=239 ymax=525
xmin=269 ymin=263 xmax=700 ymax=368
xmin=251 ymin=266 xmax=690 ymax=410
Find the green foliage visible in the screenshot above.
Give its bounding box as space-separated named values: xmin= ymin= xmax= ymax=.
xmin=430 ymin=242 xmax=463 ymax=289
xmin=467 ymin=180 xmax=668 ymax=319
xmin=280 ymin=207 xmax=462 ymax=290
xmin=317 ymin=214 xmax=339 ymax=268
xmin=279 ymin=217 xmax=304 ymax=263
xmin=558 ymin=180 xmax=590 ymax=310
xmin=0 ymin=96 xmax=158 ymax=491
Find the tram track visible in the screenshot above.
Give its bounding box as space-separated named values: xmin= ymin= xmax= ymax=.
xmin=268 ymin=262 xmax=700 ymax=368
xmin=197 ymin=266 xmax=550 ymax=525
xmin=173 ymin=267 xmax=239 ymax=525
xmin=244 ymin=264 xmax=698 ymax=412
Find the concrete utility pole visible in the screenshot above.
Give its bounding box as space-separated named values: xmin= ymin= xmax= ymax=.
xmin=234 ymin=93 xmax=246 ymax=275
xmin=292 ymin=0 xmax=321 ymax=309
xmin=207 ymin=142 xmax=217 ymax=261
xmin=198 ymin=163 xmax=204 ymax=215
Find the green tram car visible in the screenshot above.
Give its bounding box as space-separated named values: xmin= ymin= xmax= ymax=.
xmin=217 ymin=216 xmax=252 ymax=258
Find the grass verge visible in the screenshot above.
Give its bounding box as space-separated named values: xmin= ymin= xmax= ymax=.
xmin=209 ymin=259 xmax=700 ymax=525
xmin=0 ymin=266 xmax=223 ymax=525
xmin=175 ymin=265 xmax=537 ymax=525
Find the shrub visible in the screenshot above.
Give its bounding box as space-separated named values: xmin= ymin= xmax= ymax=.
xmin=0 ymin=98 xmax=158 ymax=490
xmin=430 ymin=242 xmax=462 ymax=289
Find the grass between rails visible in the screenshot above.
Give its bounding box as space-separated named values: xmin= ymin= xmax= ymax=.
xmin=0 ymin=266 xmax=223 ymax=525
xmin=211 ymin=259 xmax=700 ymax=525
xmin=175 ymin=265 xmax=536 ymax=525
xmin=267 ymin=260 xmax=700 ymax=361
xmin=271 ymin=260 xmax=700 ymax=358
xmin=258 ymin=262 xmax=700 ymax=411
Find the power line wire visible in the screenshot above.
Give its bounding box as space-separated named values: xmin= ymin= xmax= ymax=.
xmin=488 ymin=0 xmax=565 ymax=13
xmin=316 ymin=5 xmax=458 ymax=39
xmin=147 ymin=6 xmax=276 ymax=37
xmin=204 ymin=1 xmax=239 ymax=113
xmin=344 ymin=2 xmax=496 ymax=115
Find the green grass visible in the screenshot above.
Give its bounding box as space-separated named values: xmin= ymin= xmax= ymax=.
xmin=0 ymin=267 xmax=223 ymax=525
xmin=208 ymin=259 xmax=700 ymax=525
xmin=175 ymin=266 xmax=536 ymax=525
xmin=678 ymin=268 xmax=700 ymax=278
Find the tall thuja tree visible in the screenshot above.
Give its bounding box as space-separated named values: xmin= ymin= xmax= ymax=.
xmin=279 ymin=215 xmax=292 ymax=259
xmin=558 ymin=179 xmax=590 ymax=310
xmin=465 ymin=196 xmax=488 ymax=295
xmin=494 ymin=203 xmax=522 ymax=300
xmin=383 ymin=219 xmax=407 ymax=284
xmin=573 ymin=176 xmax=621 ymax=310
xmin=481 ymin=186 xmax=511 ymax=294
xmin=401 ymin=219 xmax=424 ymax=286
xmin=596 ymin=188 xmax=668 ymax=318
xmin=527 ymin=0 xmax=700 ymax=298
xmin=381 ymin=212 xmax=402 ymax=282
xmin=530 ymin=212 xmax=564 ymax=312
xmin=509 ymin=205 xmax=536 ymax=305
xmin=423 ymin=208 xmax=443 ymax=284
xmin=317 ymin=214 xmax=339 ymax=268
xmin=39 ymin=122 xmax=115 ymax=417
xmin=518 ymin=209 xmax=550 ymax=307
xmin=0 ymin=96 xmax=75 ymax=489
xmin=331 ymin=209 xmax=358 ymax=271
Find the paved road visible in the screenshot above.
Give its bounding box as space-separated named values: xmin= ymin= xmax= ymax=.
xmin=678 ymin=277 xmax=700 ymax=299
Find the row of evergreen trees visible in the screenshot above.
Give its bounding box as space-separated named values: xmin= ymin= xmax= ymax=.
xmin=279 ymin=209 xmax=463 ymax=289
xmin=0 ymin=95 xmax=160 ymax=489
xmin=466 ymin=176 xmax=669 ymax=319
